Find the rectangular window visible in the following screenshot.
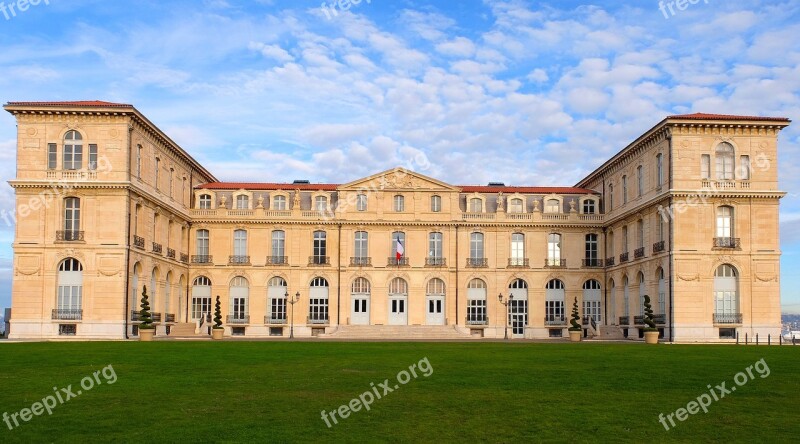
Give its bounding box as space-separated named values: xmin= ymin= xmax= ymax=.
xmin=622 ymin=175 xmax=628 ymax=204
xmin=137 ymin=146 xmax=142 ymax=179
xmin=313 ymin=231 xmax=327 ymax=263
xmin=273 ymin=195 xmax=287 ymax=210
xmin=236 ymin=195 xmax=249 ymax=209
xmin=272 ymin=231 xmax=285 ymax=258
xmin=510 ymin=233 xmax=524 ymax=264
xmin=701 ymin=154 xmax=711 ymax=179
xmin=88 ymin=144 xmax=98 ymax=170
xmin=431 ymin=195 xmax=441 ymax=212
xmin=354 ymin=231 xmax=368 ymax=258
xmin=470 ymin=233 xmax=484 ymax=259
xmin=48 ymin=143 xmax=57 ymax=169
xmin=637 ymin=166 xmax=643 ymax=196
xmin=196 ymin=230 xmax=209 ymax=256
xmin=585 ymin=234 xmax=598 ymax=262
xmin=622 ymin=226 xmax=628 ymax=252
xmin=271 ymin=298 xmax=287 ymax=320
xmin=315 ymin=196 xmax=327 ymax=212
xmin=191 ymin=297 xmax=212 ymax=320
xmin=740 ymin=155 xmax=750 ymax=180
xmin=233 ymin=230 xmax=247 ymax=256
xmin=58 ymin=324 xmax=77 ymax=336
xmin=582 ymin=200 xmax=595 ymax=214
xmin=309 ymin=298 xmax=329 ymax=322
xmin=429 ymin=232 xmax=442 ymax=259
xmin=392 ymin=232 xmax=406 ymax=257
xmin=154 ymin=158 xmax=160 ymax=190
xmin=64 ymin=143 xmax=83 ymax=170
xmin=394 ymin=195 xmax=405 ymax=212
xmin=356 ymin=194 xmax=367 ymax=211
xmin=467 ymin=300 xmax=486 ymax=323
xmin=545 ymin=301 xmax=564 ymax=321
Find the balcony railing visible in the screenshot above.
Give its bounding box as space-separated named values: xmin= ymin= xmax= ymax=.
xmin=131 ymin=311 xmax=162 ymax=322
xmin=388 ymin=257 xmax=410 ymax=267
xmin=192 ymin=255 xmax=213 ymax=264
xmin=226 ymin=315 xmax=250 ymax=325
xmin=425 ymin=257 xmax=446 ymax=267
xmin=619 ymin=252 xmax=629 ymax=263
xmin=545 ymin=258 xmax=566 ymax=268
xmin=165 ymin=313 xmax=176 ymax=323
xmin=56 ymin=231 xmax=84 ymax=242
xmin=466 ymin=315 xmax=488 ymax=325
xmin=582 ymin=258 xmax=604 ymax=268
xmin=229 ymin=255 xmax=251 ymax=265
xmin=508 ymin=258 xmax=529 ymax=267
xmin=152 ymin=242 xmax=163 ymax=254
xmin=309 ymin=256 xmax=330 ymax=266
xmin=265 ymin=316 xmax=287 ymax=325
xmin=713 ymin=313 xmax=742 ymax=324
xmin=606 ymin=257 xmax=615 ymax=267
xmin=466 ymin=258 xmax=488 ymax=268
xmin=307 ymin=315 xmax=329 ymax=325
xmin=133 ymin=235 xmax=145 ymax=249
xmin=350 ymin=257 xmax=372 ymax=267
xmin=166 ymin=248 xmax=176 ymax=259
xmin=713 ymin=237 xmax=741 ymax=249
xmin=180 ymin=253 xmax=189 ymax=263
xmin=544 ymin=315 xmax=566 ymax=326
xmin=266 ymin=256 xmax=289 ymax=265
xmin=634 ymin=247 xmax=645 ymax=259
xmin=653 ymin=240 xmax=666 ymax=253
xmin=619 ymin=316 xmax=630 ymax=325
xmin=52 ymin=309 xmax=82 ymax=320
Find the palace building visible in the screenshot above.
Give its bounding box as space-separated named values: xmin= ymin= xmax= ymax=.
xmin=3 ymin=101 xmax=790 ymax=341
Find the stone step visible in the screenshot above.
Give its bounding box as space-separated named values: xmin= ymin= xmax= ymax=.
xmin=169 ymin=323 xmax=205 ymax=337
xmin=320 ymin=325 xmax=472 ymax=340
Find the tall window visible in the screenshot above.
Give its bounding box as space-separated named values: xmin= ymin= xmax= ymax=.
xmin=196 ymin=229 xmax=209 ymax=260
xmin=740 ymin=155 xmax=751 ymax=180
xmin=315 ymin=196 xmax=327 ymax=212
xmin=623 ymin=276 xmax=630 ymax=318
xmin=637 ymin=220 xmax=644 ymax=249
xmin=356 ymin=194 xmax=367 ymax=211
xmin=659 ymin=216 xmax=666 ymax=242
xmin=48 ymin=143 xmax=57 ymax=169
xmin=638 ymin=273 xmax=646 ymax=316
xmin=583 ymin=280 xmax=602 ymax=323
xmin=582 ymin=199 xmax=595 ymax=214
xmin=199 ymin=194 xmax=211 ymax=209
xmin=657 ymin=268 xmax=666 ymax=315
xmin=429 ymin=232 xmax=443 ymax=259
xmin=714 ymin=265 xmax=739 ymax=320
xmin=585 ymin=234 xmax=598 ymax=265
xmin=230 ymin=276 xmax=249 ymax=320
xmin=268 ymin=277 xmax=287 ymax=322
xmin=509 ymin=198 xmax=524 ymax=213
xmin=313 ymin=231 xmax=327 ymax=263
xmin=154 ymin=158 xmax=160 ymax=190
xmin=233 ymin=229 xmax=247 ymax=257
xmin=89 ymin=145 xmax=98 ymax=171
xmin=273 ymin=195 xmax=287 ymax=210
xmin=622 ymin=226 xmax=629 ymax=253
xmin=430 ymin=195 xmax=441 ymax=212
xmin=354 ymin=231 xmax=368 ymax=258
xmin=191 ymin=276 xmax=212 ymax=320
xmin=656 ymin=153 xmax=663 ymax=187
xmin=716 ymin=143 xmax=735 ymax=180
xmin=271 ymin=230 xmax=285 ymax=260
xmin=545 ymin=199 xmax=560 ymax=213
xmin=168 ymin=168 xmax=174 ymax=196
xmin=469 ymin=198 xmax=482 ymax=213
xmin=622 ymin=175 xmax=628 ymax=204
xmin=716 ymin=206 xmax=734 ymax=239
xmin=309 ymin=277 xmax=330 ymax=322
xmin=57 ymin=258 xmax=83 ymax=315
xmin=470 ymin=232 xmax=484 ymax=259
xmin=609 ymin=184 xmax=614 ymax=210
xmin=637 ymin=166 xmax=643 ymax=196
xmin=392 ymin=231 xmax=406 ymax=258
xmin=236 ymin=195 xmax=249 ymax=209
xmin=466 ymin=279 xmax=487 ymax=324
xmin=394 ymin=195 xmax=405 ymax=212
xmin=545 ymin=279 xmax=565 ymax=322
xmin=63 ymin=130 xmax=83 ymax=170
xmin=64 ymin=197 xmax=81 ymax=234
xmin=510 ymin=233 xmax=525 ymax=266
xmin=701 ymin=154 xmax=711 ymax=179
xmin=608 ymin=231 xmax=615 ymax=257
xmin=136 ymin=145 xmax=142 ymax=179
xmin=547 ymin=233 xmax=561 ymax=265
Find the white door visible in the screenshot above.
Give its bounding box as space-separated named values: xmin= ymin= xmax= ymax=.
xmin=426 ymin=297 xmax=445 ymax=325
xmin=389 ymin=297 xmax=407 ymax=325
xmin=351 ymin=295 xmax=370 ymax=325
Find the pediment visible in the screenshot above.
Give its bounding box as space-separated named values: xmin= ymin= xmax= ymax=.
xmin=338 ymin=167 xmax=460 ymax=192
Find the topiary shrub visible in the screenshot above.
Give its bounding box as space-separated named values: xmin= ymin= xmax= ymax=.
xmin=568 ymin=297 xmax=581 ymax=331
xmin=213 ymin=295 xmax=223 ymax=330
xmin=643 ymin=295 xmax=658 ymax=332
xmin=139 ymin=285 xmax=154 ymax=330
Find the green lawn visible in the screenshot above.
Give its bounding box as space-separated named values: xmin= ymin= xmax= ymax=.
xmin=0 ymin=341 xmax=798 ymax=443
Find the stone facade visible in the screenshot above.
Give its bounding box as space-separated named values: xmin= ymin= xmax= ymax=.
xmin=4 ymin=102 xmax=790 ymax=341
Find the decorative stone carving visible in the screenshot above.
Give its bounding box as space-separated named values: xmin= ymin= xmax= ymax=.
xmin=496 ymin=192 xmax=504 ymax=211
xmin=569 ymin=199 xmax=576 ymax=213
xmin=533 ymin=199 xmax=540 ymax=212
xmin=219 ymin=194 xmax=227 ymax=208
xmin=256 ymin=194 xmax=264 ymax=209
xmin=294 ymin=190 xmax=301 ymax=209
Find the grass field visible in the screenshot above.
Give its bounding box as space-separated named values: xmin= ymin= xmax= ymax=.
xmin=0 ymin=341 xmax=798 ymax=443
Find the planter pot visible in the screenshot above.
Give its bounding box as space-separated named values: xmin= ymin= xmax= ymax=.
xmin=644 ymin=331 xmax=659 ymax=344
xmin=139 ymin=329 xmax=155 ymax=342
xmin=568 ymin=330 xmax=582 ymax=342
xmin=211 ymin=328 xmax=224 ymax=340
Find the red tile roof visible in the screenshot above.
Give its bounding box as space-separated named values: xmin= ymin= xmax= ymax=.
xmin=5 ymin=100 xmax=133 ymax=108
xmin=668 ymin=112 xmax=790 ymax=122
xmin=198 ymin=182 xmax=597 ymax=194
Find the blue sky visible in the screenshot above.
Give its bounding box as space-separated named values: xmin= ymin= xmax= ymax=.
xmin=0 ymin=0 xmax=799 ymax=313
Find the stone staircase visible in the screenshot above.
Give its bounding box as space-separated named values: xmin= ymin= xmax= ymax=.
xmin=168 ymin=322 xmax=209 ymax=339
xmin=595 ymin=325 xmax=626 ymax=340
xmin=320 ymin=325 xmax=473 ymax=340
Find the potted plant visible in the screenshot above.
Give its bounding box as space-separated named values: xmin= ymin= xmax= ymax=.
xmin=138 ymin=285 xmax=155 ymax=341
xmin=642 ymin=295 xmax=659 ymax=344
xmin=211 ymin=295 xmax=224 ymax=340
xmin=568 ymin=297 xmax=582 ymax=342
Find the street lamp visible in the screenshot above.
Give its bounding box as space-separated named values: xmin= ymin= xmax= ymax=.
xmin=287 ymin=291 xmax=300 ymax=339
xmin=498 ymin=292 xmax=514 ymax=340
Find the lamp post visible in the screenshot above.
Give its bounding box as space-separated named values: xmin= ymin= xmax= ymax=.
xmin=498 ymin=292 xmax=514 ymax=340
xmin=287 ymin=291 xmax=300 ymax=339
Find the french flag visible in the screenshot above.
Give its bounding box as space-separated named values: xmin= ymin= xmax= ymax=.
xmin=395 ymin=237 xmax=405 ymax=262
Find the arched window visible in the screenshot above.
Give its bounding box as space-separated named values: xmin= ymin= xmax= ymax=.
xmin=351 ymin=277 xmax=371 ymax=324
xmin=714 ymin=264 xmax=739 ymax=323
xmin=63 ymin=197 xmax=81 ymax=240
xmin=470 ymin=198 xmax=482 ymax=213
xmin=352 ymin=277 xmax=371 ymax=294
xmin=716 ymin=143 xmax=735 ymax=180
xmin=545 ymin=199 xmax=560 ymax=213
xmin=191 ymin=276 xmax=212 ymax=320
xmin=430 ymin=195 xmax=442 ymax=212
xmin=236 ymin=195 xmax=249 ymax=210
xmin=547 ymin=233 xmax=562 ymax=266
xmin=509 ymin=198 xmax=524 ymax=213
xmin=466 ymin=279 xmax=487 ymax=325
xmin=309 ymin=277 xmax=329 ymax=323
xmin=56 ymin=258 xmax=83 ymax=319
xmin=389 ymin=278 xmax=408 ymax=294
xmin=427 ymin=278 xmax=445 ymax=295
xmin=267 ymin=277 xmax=287 ymax=323
xmin=199 ymin=194 xmax=212 ymax=209
xmin=63 ymin=130 xmax=83 ymax=170
xmin=545 ymin=279 xmax=565 ymax=324
xmin=230 ymin=276 xmax=249 ymax=322
xmin=510 ymin=233 xmax=525 ymax=266
xmin=583 ymin=280 xmax=602 ymax=322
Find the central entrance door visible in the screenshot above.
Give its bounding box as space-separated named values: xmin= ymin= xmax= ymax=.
xmin=351 ymin=277 xmax=370 ymax=325
xmin=508 ymin=279 xmax=529 ymax=338
xmin=388 ymin=278 xmax=408 ymax=325
xmin=425 ymin=278 xmax=446 ymax=325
